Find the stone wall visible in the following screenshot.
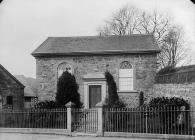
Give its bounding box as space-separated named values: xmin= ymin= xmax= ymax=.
xmin=0 ymin=68 xmax=24 ymax=110
xmin=146 ymin=83 xmax=195 ymax=126
xmin=119 ymin=92 xmax=140 ymax=108
xmin=36 ymin=53 xmax=157 ymax=105
xmin=146 ymin=83 xmax=195 ymax=108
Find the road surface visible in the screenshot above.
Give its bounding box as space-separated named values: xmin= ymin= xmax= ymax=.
xmin=0 ymin=133 xmax=163 ymax=140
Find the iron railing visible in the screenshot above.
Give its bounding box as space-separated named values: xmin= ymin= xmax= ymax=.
xmin=104 ymin=107 xmax=195 ymax=135
xmin=0 ymin=108 xmax=67 ymax=129
xmin=72 ymin=108 xmax=98 ymax=133
xmin=0 ymin=107 xmax=194 ymax=136
xmin=155 ymin=70 xmax=195 ymax=84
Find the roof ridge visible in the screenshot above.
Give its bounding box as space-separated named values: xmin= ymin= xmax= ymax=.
xmin=47 ymin=34 xmax=154 ymax=38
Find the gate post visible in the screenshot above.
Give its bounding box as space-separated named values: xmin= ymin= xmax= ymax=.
xmin=66 ymin=102 xmax=75 ymax=135
xmin=96 ymin=101 xmax=104 ymax=136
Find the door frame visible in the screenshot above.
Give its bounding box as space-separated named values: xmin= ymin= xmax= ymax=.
xmin=83 ymin=81 xmax=106 ymax=108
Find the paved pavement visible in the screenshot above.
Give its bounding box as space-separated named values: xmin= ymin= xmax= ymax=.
xmin=0 ymin=133 xmax=162 ymax=140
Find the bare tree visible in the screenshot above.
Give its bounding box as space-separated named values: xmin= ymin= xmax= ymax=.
xmin=139 ymin=11 xmax=170 ymax=46
xmin=98 ymin=6 xmax=170 ymax=44
xmin=98 ymin=5 xmax=188 ymax=69
xmin=98 ymin=6 xmax=142 ymax=36
xmin=159 ymin=26 xmax=187 ymax=68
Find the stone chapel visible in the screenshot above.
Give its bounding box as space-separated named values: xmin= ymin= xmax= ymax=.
xmin=32 ymin=34 xmax=160 ymax=108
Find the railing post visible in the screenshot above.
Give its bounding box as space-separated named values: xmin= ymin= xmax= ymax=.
xmin=65 ymin=102 xmax=75 ymax=135
xmin=96 ymin=101 xmax=104 ymax=136
xmin=145 ymin=107 xmax=148 ymax=133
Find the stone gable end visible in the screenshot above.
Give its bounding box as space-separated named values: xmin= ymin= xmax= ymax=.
xmin=0 ymin=65 xmax=24 ymax=110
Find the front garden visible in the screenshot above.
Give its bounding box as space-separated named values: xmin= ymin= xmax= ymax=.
xmin=0 ymin=71 xmax=194 ymax=137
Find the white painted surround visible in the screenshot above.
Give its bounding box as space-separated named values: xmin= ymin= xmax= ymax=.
xmin=83 ymin=73 xmax=107 ymax=108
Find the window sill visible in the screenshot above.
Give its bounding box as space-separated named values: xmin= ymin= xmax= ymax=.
xmin=117 ymin=90 xmax=138 ymax=94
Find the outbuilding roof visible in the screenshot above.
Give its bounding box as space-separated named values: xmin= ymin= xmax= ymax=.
xmin=24 ymin=86 xmax=37 ymax=97
xmin=32 ymin=34 xmax=160 ymax=57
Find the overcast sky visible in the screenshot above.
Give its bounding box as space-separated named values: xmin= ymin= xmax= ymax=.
xmin=0 ymin=0 xmax=195 ymax=78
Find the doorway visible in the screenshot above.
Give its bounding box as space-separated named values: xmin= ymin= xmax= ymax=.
xmin=89 ymin=85 xmax=101 ymax=108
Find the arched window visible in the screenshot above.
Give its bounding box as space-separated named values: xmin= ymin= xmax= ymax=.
xmin=119 ymin=61 xmax=133 ymax=91
xmin=57 ymin=63 xmax=73 ymax=78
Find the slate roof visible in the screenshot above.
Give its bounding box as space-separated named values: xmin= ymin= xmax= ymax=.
xmin=0 ymin=64 xmax=24 ymax=88
xmin=15 ymin=75 xmax=38 ymax=97
xmin=24 ymin=86 xmax=37 ymax=97
xmin=32 ymin=34 xmax=160 ymax=57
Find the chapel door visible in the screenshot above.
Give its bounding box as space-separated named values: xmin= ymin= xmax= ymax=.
xmin=89 ymin=85 xmax=101 ymax=108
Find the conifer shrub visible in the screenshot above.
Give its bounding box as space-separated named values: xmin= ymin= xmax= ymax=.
xmin=30 ymin=71 xmax=82 ymax=128
xmin=104 ymin=71 xmax=125 ymax=108
xmin=139 ymin=91 xmax=144 ymax=106
xmin=104 ymin=71 xmax=126 ymax=131
xmin=56 ymin=71 xmax=82 ymax=108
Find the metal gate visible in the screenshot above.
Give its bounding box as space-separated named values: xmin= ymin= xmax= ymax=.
xmin=72 ymin=108 xmax=98 ymax=133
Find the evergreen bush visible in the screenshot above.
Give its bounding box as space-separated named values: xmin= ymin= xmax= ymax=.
xmin=56 ymin=71 xmax=82 ymax=108
xmin=34 ymin=100 xmax=58 ymax=109
xmin=104 ymin=71 xmax=125 ymax=108
xmin=104 ymin=71 xmax=125 ymax=131
xmin=149 ymin=97 xmax=190 ymax=109
xmin=148 ymin=97 xmax=190 ymax=129
xmin=157 ymin=66 xmax=176 ymax=75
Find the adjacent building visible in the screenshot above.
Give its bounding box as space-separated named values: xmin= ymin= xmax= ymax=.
xmin=15 ymin=75 xmax=38 ymax=109
xmin=0 ymin=64 xmax=24 ymax=110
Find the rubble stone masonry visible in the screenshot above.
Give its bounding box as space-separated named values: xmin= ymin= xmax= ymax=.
xmin=146 ymin=83 xmax=195 ymax=108
xmin=36 ymin=54 xmax=157 ymax=106
xmin=0 ymin=67 xmax=24 ymax=110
